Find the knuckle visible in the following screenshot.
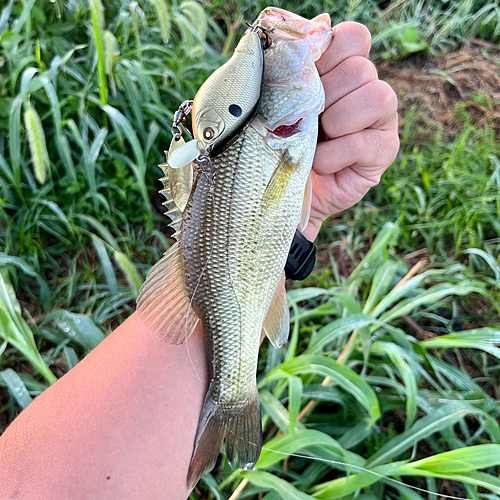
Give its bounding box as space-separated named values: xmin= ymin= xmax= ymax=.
xmin=349 ymin=132 xmax=367 ymax=159
xmin=370 ymin=80 xmax=398 ymax=112
xmin=374 ymin=131 xmax=400 ymax=169
xmin=345 ymin=56 xmax=378 ymax=84
xmin=320 ymin=110 xmax=336 ymax=140
xmin=357 ymin=56 xmax=378 ymax=83
xmin=349 ymin=22 xmax=372 ymax=55
xmin=387 ymin=134 xmax=400 ymax=165
xmin=367 ymin=175 xmax=381 ymax=188
xmin=370 ymin=132 xmax=387 ymax=168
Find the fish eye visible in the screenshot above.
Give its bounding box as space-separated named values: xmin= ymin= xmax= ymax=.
xmin=203 ymin=127 xmax=215 ymax=140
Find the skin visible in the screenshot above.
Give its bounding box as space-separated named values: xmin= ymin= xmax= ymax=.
xmin=0 ymin=22 xmax=398 ymax=500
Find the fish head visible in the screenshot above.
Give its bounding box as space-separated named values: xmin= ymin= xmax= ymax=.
xmin=192 ymin=31 xmax=265 ymax=157
xmin=253 ymin=8 xmax=333 ymax=140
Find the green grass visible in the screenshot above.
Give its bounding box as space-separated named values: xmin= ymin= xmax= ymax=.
xmin=1 ymin=0 xmax=500 ymax=498
xmin=335 ymin=123 xmax=500 ymax=257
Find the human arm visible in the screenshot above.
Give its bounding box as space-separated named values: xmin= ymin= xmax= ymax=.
xmin=0 ymin=314 xmax=208 ymax=500
xmin=0 ymin=21 xmax=399 ymax=500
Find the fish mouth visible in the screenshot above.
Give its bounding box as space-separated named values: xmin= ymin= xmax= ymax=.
xmin=267 ymin=118 xmax=303 ymax=138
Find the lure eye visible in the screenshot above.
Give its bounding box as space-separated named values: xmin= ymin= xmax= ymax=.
xmin=203 ymin=127 xmax=215 ymax=140
xmin=195 ymin=109 xmax=225 ymax=146
xmin=228 ymin=104 xmax=242 ymax=117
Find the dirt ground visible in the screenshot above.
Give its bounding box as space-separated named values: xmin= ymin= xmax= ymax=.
xmin=378 ymin=39 xmax=500 ymax=138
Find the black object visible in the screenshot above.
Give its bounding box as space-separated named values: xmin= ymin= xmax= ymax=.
xmin=285 ymin=230 xmax=316 ymax=280
xmin=229 ymin=104 xmax=242 ymax=117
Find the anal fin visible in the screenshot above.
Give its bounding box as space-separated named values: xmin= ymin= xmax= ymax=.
xmin=136 ymin=242 xmax=199 ymax=343
xmin=263 ymin=272 xmax=290 ymax=348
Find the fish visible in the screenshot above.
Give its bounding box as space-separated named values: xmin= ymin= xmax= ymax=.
xmin=137 ymin=7 xmax=333 ymax=487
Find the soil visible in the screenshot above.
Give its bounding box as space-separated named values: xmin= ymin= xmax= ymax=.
xmin=377 ymin=39 xmax=500 ymax=138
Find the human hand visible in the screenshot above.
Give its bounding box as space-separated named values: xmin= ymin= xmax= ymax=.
xmin=303 ymin=22 xmax=400 ymax=241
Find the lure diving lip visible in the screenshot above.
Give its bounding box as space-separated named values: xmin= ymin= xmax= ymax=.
xmin=167 ymin=139 xmax=200 ymax=170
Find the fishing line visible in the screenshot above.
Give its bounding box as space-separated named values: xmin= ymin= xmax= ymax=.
xmin=184 ymin=179 xmax=217 ymax=384
xmin=184 ymin=256 xmax=210 ymax=384
xmin=258 ymin=446 xmax=473 ymax=500
xmin=226 ymin=429 xmax=473 ymax=500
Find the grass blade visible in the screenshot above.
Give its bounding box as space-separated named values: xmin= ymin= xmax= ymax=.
xmin=420 ymin=328 xmax=500 ymax=360
xmin=257 ymin=429 xmax=364 ymax=470
xmin=371 ymin=341 xmax=418 ymax=428
xmin=367 ymin=403 xmax=484 ymax=467
xmin=269 ymin=355 xmax=380 ymax=424
xmin=51 ymin=310 xmax=105 ymax=351
xmin=305 ymin=314 xmax=376 ymax=354
xmin=346 ymin=222 xmax=399 ymax=286
xmin=100 ymin=104 xmax=149 ymax=211
xmin=92 ymin=236 xmax=117 ymax=295
xmin=0 ymin=271 xmax=56 ymax=383
xmin=312 ymin=463 xmax=402 ymax=499
xmin=0 ymin=368 xmax=33 ymax=409
xmin=9 ymin=96 xmax=22 ymax=183
xmin=243 ymin=470 xmax=314 ymax=500
xmin=89 ymin=0 xmax=107 ymax=105
xmin=379 ymin=283 xmax=484 ymax=324
xmin=287 ymin=374 xmax=302 ymax=433
xmin=395 ymin=444 xmax=500 ymax=474
xmin=63 ymin=346 xmax=79 ymax=370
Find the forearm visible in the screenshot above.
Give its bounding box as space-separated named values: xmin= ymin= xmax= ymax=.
xmin=0 ymin=312 xmax=208 ymax=500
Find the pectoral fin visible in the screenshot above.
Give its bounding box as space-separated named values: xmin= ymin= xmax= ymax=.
xmin=137 ymin=242 xmax=199 ymax=343
xmin=311 ymin=13 xmax=331 ymax=25
xmin=263 ymin=272 xmax=290 ymax=348
xmin=262 ymin=151 xmax=298 ymax=212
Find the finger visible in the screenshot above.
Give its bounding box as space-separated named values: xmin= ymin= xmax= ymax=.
xmin=322 ymin=56 xmax=378 ymax=108
xmin=313 ymin=125 xmax=399 ymax=177
xmin=321 ymin=80 xmax=398 ymax=139
xmin=316 ymin=22 xmax=371 ymax=76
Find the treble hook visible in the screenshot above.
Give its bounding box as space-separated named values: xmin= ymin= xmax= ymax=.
xmin=245 ymin=22 xmax=272 ymax=49
xmin=171 ymin=99 xmax=194 ymax=137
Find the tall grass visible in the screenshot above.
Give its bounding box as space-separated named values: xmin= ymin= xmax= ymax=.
xmin=0 ymin=1 xmax=499 ymax=499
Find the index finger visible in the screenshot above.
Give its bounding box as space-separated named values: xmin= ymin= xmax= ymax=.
xmin=316 ymin=21 xmax=372 ymax=76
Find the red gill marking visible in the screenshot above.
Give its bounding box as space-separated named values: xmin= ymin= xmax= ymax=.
xmin=268 ymin=118 xmax=303 ymax=138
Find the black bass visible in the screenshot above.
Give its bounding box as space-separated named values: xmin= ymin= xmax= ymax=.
xmin=137 ymin=7 xmax=332 ymax=487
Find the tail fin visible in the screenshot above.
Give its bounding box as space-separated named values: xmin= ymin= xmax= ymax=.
xmin=187 ymin=387 xmax=262 ymax=488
